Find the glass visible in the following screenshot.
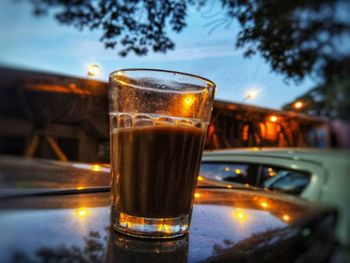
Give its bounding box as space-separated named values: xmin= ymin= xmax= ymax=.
xmin=109 ymin=69 xmax=215 ymax=238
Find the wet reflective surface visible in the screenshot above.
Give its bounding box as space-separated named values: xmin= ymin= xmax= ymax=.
xmin=0 ymin=157 xmax=110 ymax=194
xmin=0 ymin=189 xmax=337 ymax=262
xmin=0 ymin=157 xmax=339 ymax=262
xmin=0 ymin=156 xmax=247 ymax=198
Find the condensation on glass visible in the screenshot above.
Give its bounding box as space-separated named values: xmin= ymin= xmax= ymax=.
xmin=109 ymin=69 xmax=215 ymax=238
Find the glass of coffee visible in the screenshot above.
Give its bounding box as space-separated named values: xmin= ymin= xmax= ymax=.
xmin=109 ymin=69 xmax=215 ymax=238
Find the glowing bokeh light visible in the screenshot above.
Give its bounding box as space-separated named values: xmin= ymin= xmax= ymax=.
xmin=234 ymin=210 xmax=247 ymax=221
xmin=87 ymin=64 xmax=101 ymax=77
xmin=182 ymin=94 xmax=196 ymax=108
xmin=294 ymin=101 xmax=303 ymax=109
xmin=282 ymin=214 xmax=291 ymax=222
xmin=76 ymin=208 xmax=89 ymax=218
xmin=91 ymin=164 xmax=102 ymax=172
xmin=246 ymin=89 xmax=258 ymax=99
xmin=269 ymin=115 xmax=278 ymax=122
xmin=260 ymin=202 xmax=269 ymax=208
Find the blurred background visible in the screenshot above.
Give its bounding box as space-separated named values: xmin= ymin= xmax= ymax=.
xmin=0 ymin=0 xmax=349 ymax=162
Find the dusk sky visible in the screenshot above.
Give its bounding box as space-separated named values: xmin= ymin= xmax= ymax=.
xmin=0 ymin=0 xmax=316 ymax=109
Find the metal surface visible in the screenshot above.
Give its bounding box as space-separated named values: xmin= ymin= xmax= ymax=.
xmin=0 ymin=157 xmax=338 ymax=262
xmin=0 ymin=156 xmax=247 ymax=198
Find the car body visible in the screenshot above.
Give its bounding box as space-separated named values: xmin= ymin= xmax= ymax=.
xmin=0 ymin=156 xmax=342 ymax=262
xmin=201 ymin=148 xmax=350 ymax=246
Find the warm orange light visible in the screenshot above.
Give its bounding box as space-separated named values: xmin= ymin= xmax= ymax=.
xmin=225 ymin=167 xmax=230 ymax=172
xmin=91 ymin=164 xmax=102 ymax=172
xmin=226 ymin=185 xmax=233 ymax=189
xmin=163 ymin=224 xmax=171 ymax=233
xmin=264 ymin=122 xmax=278 ymax=140
xmin=194 ymin=192 xmax=201 ymax=198
xmin=294 ymin=101 xmax=303 ymax=109
xmin=234 ymin=210 xmax=247 ymax=221
xmin=156 ymin=224 xmax=163 ymax=232
xmin=242 ymin=124 xmax=249 ymax=141
xmin=87 ymin=64 xmax=101 ymax=77
xmin=269 ymin=115 xmax=278 ymax=122
xmin=260 ymin=202 xmax=269 ymax=208
xmin=235 ymin=169 xmax=241 ymax=174
xmin=76 ymin=208 xmax=89 ymax=218
xmin=76 ymin=186 xmax=84 ymax=190
xmin=183 ymin=95 xmax=195 ymax=108
xmin=244 ymin=184 xmax=250 ymax=187
xmin=282 ymin=214 xmax=291 ymax=222
xmin=197 ymin=176 xmax=204 ymax=181
xmin=119 ymin=213 xmax=127 ymax=224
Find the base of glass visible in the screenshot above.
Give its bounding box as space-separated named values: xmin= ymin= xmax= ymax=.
xmin=111 ymin=211 xmax=189 ymax=239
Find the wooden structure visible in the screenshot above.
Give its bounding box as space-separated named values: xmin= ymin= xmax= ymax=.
xmin=207 ymin=100 xmax=329 ymax=149
xmin=0 ymin=67 xmax=108 ymax=162
xmin=0 ymin=67 xmax=330 ymax=162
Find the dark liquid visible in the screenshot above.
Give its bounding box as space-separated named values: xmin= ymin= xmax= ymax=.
xmin=111 ymin=125 xmax=206 ymax=218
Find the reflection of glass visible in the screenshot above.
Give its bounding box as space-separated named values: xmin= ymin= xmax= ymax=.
xmin=105 ymin=230 xmax=188 ymax=263
xmin=109 ymin=69 xmax=215 ymax=238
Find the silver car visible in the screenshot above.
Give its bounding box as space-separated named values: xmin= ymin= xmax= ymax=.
xmin=201 ymin=148 xmax=350 ymax=246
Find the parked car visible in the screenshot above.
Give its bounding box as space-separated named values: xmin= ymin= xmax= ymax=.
xmin=0 ymin=156 xmax=340 ymax=262
xmin=200 ymin=148 xmax=350 ymax=246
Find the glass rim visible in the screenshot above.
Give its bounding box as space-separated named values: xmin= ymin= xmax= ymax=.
xmin=109 ymin=68 xmax=216 ymax=90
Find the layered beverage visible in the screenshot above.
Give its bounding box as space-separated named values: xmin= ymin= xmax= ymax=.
xmin=111 ymin=120 xmax=206 ymax=217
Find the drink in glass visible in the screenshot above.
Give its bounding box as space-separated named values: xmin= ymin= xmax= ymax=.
xmin=109 ymin=69 xmax=215 ymax=238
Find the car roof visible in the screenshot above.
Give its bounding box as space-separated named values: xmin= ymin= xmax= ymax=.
xmin=0 ymin=188 xmax=336 ymax=262
xmin=0 ymin=156 xmax=251 ymax=198
xmin=203 ymin=148 xmax=350 ymax=165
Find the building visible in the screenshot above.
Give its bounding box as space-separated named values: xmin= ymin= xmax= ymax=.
xmin=0 ymin=67 xmax=331 ymax=162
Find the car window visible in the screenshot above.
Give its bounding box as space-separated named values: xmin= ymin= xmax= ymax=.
xmin=200 ymin=162 xmax=311 ymax=195
xmin=199 ymin=162 xmax=258 ymax=185
xmin=262 ymin=167 xmax=311 ymax=195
